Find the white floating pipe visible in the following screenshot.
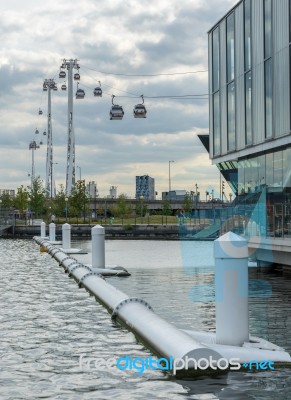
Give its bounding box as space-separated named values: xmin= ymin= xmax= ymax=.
xmin=49 ymin=223 xmax=56 ymax=242
xmin=214 ymin=231 xmax=249 ymax=346
xmin=62 ymin=223 xmax=71 ymax=250
xmin=40 ymin=221 xmax=46 ymax=238
xmin=34 ymin=236 xmax=222 ymax=366
xmin=92 ymin=225 xmax=105 ymax=270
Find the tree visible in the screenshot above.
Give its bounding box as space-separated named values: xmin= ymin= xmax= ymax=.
xmin=70 ymin=180 xmax=90 ymax=219
xmin=162 ymin=200 xmax=172 ymax=216
xmin=29 ymin=177 xmax=46 ymax=217
xmin=53 ymin=184 xmax=67 ymax=218
xmin=112 ymin=194 xmax=133 ymax=218
xmin=183 ymin=194 xmax=193 ymax=215
xmin=0 ymin=192 xmax=13 ymax=209
xmin=14 ymin=185 xmax=30 ymax=217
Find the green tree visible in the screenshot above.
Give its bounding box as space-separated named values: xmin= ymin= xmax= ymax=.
xmin=183 ymin=194 xmax=193 ymax=215
xmin=29 ymin=177 xmax=46 ymax=217
xmin=0 ymin=192 xmax=13 ymax=209
xmin=14 ymin=185 xmax=30 ymax=217
xmin=53 ymin=184 xmax=67 ymax=218
xmin=162 ymin=200 xmax=172 ymax=216
xmin=112 ymin=194 xmax=133 ymax=218
xmin=135 ymin=198 xmax=147 ymax=217
xmin=70 ymin=180 xmax=89 ymax=219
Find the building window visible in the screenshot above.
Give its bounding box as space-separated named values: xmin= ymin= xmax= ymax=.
xmin=245 ymin=71 xmax=252 ymax=145
xmin=213 ymin=91 xmax=221 ymax=155
xmin=264 ymin=0 xmax=272 ymax=59
xmin=244 ymin=0 xmax=251 ymax=71
xmin=226 ymin=13 xmax=235 ymax=82
xmin=265 ymin=58 xmax=273 ymax=139
xmin=212 ymin=27 xmax=220 ymax=92
xmin=264 ymin=0 xmax=273 ymax=139
xmin=227 ymin=82 xmax=236 ymax=151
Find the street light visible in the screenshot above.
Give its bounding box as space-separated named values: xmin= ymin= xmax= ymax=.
xmin=65 ymin=197 xmax=68 ymax=221
xmin=169 ymin=160 xmax=174 ymax=193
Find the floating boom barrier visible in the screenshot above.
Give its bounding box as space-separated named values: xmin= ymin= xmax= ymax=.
xmin=33 ymin=230 xmax=291 ymax=376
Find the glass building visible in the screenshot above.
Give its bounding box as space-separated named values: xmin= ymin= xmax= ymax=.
xmin=207 ymin=0 xmax=291 ymax=264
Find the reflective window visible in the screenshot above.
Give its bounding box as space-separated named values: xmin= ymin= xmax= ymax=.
xmin=283 ymin=147 xmax=291 ymax=188
xmin=227 ymin=82 xmax=236 ymax=151
xmin=265 ymin=59 xmax=273 ymax=138
xmin=245 ymin=71 xmax=252 ymax=145
xmin=212 ymin=27 xmax=220 ymax=92
xmin=265 ymin=153 xmax=274 ymax=186
xmin=227 ymin=13 xmax=235 ymax=82
xmin=274 ymin=151 xmax=283 ymax=188
xmin=213 ymin=91 xmax=221 ymax=155
xmin=244 ymin=0 xmax=251 ymax=71
xmin=264 ymin=0 xmax=272 ymax=59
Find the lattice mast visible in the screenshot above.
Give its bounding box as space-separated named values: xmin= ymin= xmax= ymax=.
xmin=61 ymin=59 xmax=80 ymax=194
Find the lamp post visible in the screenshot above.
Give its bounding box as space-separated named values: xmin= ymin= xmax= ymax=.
xmin=65 ymin=197 xmax=68 ymax=222
xmin=0 ymin=199 xmax=2 ymax=221
xmin=168 ymin=160 xmax=174 ymax=193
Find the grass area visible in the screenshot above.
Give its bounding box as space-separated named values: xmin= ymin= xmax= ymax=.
xmin=16 ymin=215 xmax=212 ymax=227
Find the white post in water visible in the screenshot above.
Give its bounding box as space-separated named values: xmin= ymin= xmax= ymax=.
xmin=214 ymin=231 xmax=249 ymax=346
xmin=92 ymin=225 xmax=105 ymax=270
xmin=62 ymin=223 xmax=71 ymax=250
xmin=40 ymin=221 xmax=46 ymax=238
xmin=49 ymin=223 xmax=56 ymax=242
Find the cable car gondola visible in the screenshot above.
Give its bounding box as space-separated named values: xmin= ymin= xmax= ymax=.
xmin=59 ymin=70 xmax=66 ymax=79
xmin=133 ymin=95 xmax=147 ymax=118
xmin=74 ymin=72 xmax=80 ymax=81
xmin=38 ymin=108 xmax=43 ymax=115
xmin=76 ymin=83 xmax=85 ymax=99
xmin=35 ymin=128 xmax=39 ymax=134
xmin=61 ymin=83 xmax=67 ymax=91
xmin=43 ymin=83 xmax=48 ymax=92
xmin=53 ymin=84 xmax=58 ymax=91
xmin=110 ymin=95 xmax=124 ymax=120
xmin=93 ymin=81 xmax=102 ymax=97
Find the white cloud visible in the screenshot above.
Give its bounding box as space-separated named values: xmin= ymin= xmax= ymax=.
xmin=0 ymin=0 xmax=237 ymax=197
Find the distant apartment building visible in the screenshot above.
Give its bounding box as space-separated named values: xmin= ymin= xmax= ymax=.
xmin=162 ymin=190 xmax=189 ymax=201
xmin=0 ymin=189 xmax=15 ymax=197
xmin=136 ymin=175 xmax=155 ymax=200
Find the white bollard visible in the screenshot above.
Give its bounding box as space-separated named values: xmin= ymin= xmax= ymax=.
xmin=62 ymin=223 xmax=71 ymax=250
xmin=92 ymin=225 xmax=105 ymax=270
xmin=49 ymin=223 xmax=56 ymax=242
xmin=40 ymin=221 xmax=46 ymax=238
xmin=214 ymin=231 xmax=249 ymax=346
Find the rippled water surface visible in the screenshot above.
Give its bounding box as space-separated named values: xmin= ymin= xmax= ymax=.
xmin=0 ymin=238 xmax=291 ymax=399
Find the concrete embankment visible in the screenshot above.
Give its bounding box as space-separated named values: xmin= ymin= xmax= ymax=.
xmin=8 ymin=224 xmax=214 ymax=240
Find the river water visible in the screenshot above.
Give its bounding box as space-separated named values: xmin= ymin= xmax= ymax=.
xmin=0 ymin=238 xmax=291 ymax=399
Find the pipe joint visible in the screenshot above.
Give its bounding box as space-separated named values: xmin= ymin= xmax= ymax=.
xmin=68 ymin=264 xmax=91 ymax=277
xmin=78 ymin=271 xmax=105 ymax=287
xmin=111 ymin=297 xmax=153 ymax=320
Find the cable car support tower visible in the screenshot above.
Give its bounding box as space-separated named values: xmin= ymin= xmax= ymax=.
xmin=60 ymin=58 xmax=80 ymax=195
xmin=43 ymin=78 xmax=57 ymax=198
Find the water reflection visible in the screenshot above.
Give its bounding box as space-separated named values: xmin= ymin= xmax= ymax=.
xmin=0 ymin=239 xmax=290 ymax=399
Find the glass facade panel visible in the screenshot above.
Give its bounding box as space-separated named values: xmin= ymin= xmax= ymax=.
xmin=227 ymin=13 xmax=235 ymax=82
xmin=244 ymin=0 xmax=251 ymax=71
xmin=273 ymin=151 xmax=283 ymax=188
xmin=213 ymin=91 xmax=221 ymax=155
xmin=265 ymin=153 xmax=274 ymax=186
xmin=265 ymin=59 xmax=273 ymax=139
xmin=258 ymin=155 xmax=266 ymax=189
xmin=283 ymin=147 xmax=291 ymax=188
xmin=227 ymin=82 xmax=236 ymax=151
xmin=264 ymin=0 xmax=272 ymax=59
xmin=212 ymin=27 xmax=220 ymax=92
xmin=245 ymin=71 xmax=252 ymax=145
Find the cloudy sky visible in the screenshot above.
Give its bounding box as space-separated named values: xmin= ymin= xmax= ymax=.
xmin=0 ymin=0 xmax=237 ymax=199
